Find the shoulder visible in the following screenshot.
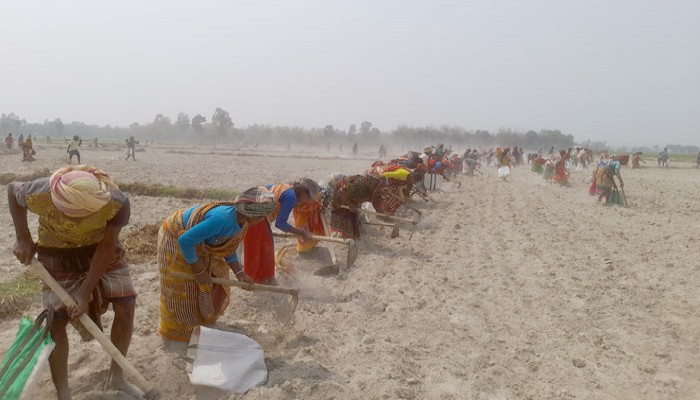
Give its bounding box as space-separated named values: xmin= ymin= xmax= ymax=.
xmin=279 ymin=188 xmax=297 ymax=202
xmin=109 ymin=189 xmax=129 ymax=207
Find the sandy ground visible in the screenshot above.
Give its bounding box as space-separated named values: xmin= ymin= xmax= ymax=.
xmin=0 ymin=144 xmax=698 ymax=400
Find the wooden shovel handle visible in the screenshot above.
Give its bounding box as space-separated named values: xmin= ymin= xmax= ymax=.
xmin=272 ymin=231 xmax=353 ymax=246
xmin=340 ymin=205 xmax=417 ymax=225
xmin=170 ymin=272 xmax=298 ymax=296
xmin=30 ymin=260 xmax=161 ymax=400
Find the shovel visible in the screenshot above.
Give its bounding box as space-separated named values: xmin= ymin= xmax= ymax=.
xmin=30 ymin=259 xmax=161 ymax=400
xmin=342 ymin=206 xmax=419 ymax=240
xmin=341 ymin=205 xmax=418 ymax=225
xmin=272 ymin=232 xmax=358 ymax=273
xmin=385 ymin=191 xmax=423 ymax=222
xmin=171 ymin=272 xmax=299 ymax=325
xmin=363 ymin=221 xmax=400 ymax=238
xmin=319 ymin=213 xmax=338 ymax=267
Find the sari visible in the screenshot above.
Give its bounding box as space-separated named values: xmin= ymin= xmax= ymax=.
xmin=330 ymin=175 xmax=383 ymax=238
xmin=158 ymin=203 xmax=248 ymax=342
xmin=243 ymin=184 xmax=291 ymax=283
xmin=552 ymin=154 xmax=568 ymax=184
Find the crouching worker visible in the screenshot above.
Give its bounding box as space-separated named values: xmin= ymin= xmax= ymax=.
xmin=8 ymin=165 xmax=139 ymax=400
xmin=243 ymin=179 xmax=322 ymax=284
xmin=157 ymin=187 xmax=275 ymax=342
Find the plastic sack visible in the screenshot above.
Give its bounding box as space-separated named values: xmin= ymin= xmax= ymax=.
xmin=607 ymin=189 xmax=623 ymax=205
xmin=187 ymin=326 xmax=267 ymax=394
xmin=422 ymin=173 xmax=442 ymax=191
xmin=0 ymin=309 xmax=56 ymax=400
xmin=497 ymin=166 xmax=511 ymax=178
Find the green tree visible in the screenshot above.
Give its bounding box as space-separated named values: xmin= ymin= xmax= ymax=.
xmin=192 ymin=114 xmax=207 ymax=136
xmin=360 ymin=121 xmax=372 ymax=136
xmin=323 ymin=125 xmax=334 ymax=138
xmin=175 ymin=112 xmax=190 ymax=131
xmin=212 ymin=107 xmax=233 ymax=136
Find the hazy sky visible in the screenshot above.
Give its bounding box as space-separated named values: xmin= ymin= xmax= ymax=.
xmin=1 ymin=0 xmax=698 ymax=146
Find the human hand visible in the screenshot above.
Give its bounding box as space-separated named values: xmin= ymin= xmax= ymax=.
xmin=235 ymin=272 xmax=254 ymax=290
xmin=13 ymin=238 xmax=35 ymax=265
xmin=68 ymin=292 xmax=90 ymax=319
xmin=301 ymin=231 xmax=314 ymax=241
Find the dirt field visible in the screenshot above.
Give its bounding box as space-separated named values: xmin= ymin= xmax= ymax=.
xmin=0 ymin=144 xmax=698 ymax=399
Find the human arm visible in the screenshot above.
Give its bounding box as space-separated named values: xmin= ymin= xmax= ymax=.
xmin=176 ymin=213 xmax=229 ymax=285
xmin=275 ymin=190 xmax=313 ymax=240
xmin=7 ymin=182 xmax=35 ymax=265
xmin=227 ymin=260 xmax=254 ymax=288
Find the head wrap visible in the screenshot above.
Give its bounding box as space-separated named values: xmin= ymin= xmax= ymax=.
xmin=298 ymin=178 xmax=321 ymax=204
xmin=50 ymin=165 xmax=117 ymax=217
xmin=233 ymin=187 xmax=276 ymax=218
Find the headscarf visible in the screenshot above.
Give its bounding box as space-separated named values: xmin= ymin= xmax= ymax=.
xmin=297 ymin=178 xmax=321 ymax=204
xmin=233 ymin=187 xmax=276 ymax=218
xmin=50 ymin=165 xmax=117 ymax=217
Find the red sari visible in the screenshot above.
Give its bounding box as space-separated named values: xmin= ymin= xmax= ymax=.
xmin=552 ymin=155 xmax=569 ymax=184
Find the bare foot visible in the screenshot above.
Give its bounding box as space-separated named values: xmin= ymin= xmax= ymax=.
xmin=104 ymin=372 xmax=143 ymax=399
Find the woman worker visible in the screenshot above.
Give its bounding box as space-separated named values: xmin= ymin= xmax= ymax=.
xmin=157 ymin=187 xmax=276 ymax=342
xmin=243 ymin=179 xmax=323 ymax=284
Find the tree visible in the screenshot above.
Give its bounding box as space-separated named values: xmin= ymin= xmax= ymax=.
xmin=192 ymin=114 xmax=207 ymax=135
xmin=323 ymin=125 xmax=334 ymax=138
xmin=360 ymin=121 xmax=372 ymax=136
xmin=175 ymin=113 xmax=191 ymax=131
xmin=53 ymin=118 xmax=64 ymax=135
xmin=348 ymin=124 xmax=357 ymax=136
xmin=153 ymin=113 xmax=172 ymax=128
xmin=212 ymin=107 xmax=233 ymax=136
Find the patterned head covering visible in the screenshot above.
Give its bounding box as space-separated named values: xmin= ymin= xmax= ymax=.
xmin=50 ymin=165 xmax=117 ymax=217
xmin=298 ymin=177 xmax=321 ymax=204
xmin=233 ymin=187 xmax=276 ymax=217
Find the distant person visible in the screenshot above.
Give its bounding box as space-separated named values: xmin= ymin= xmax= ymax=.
xmin=631 ymin=152 xmax=644 ymax=169
xmin=593 ymin=157 xmax=624 ymax=204
xmin=552 ymin=148 xmax=572 ymax=185
xmin=352 ymin=143 xmax=358 ymax=157
xmin=4 ymin=132 xmax=13 ymax=151
xmin=18 ymin=134 xmax=25 ymax=149
xmin=21 ymin=134 xmax=35 ymax=161
xmin=338 ymin=144 xmax=343 ymax=153
xmin=67 ymin=135 xmax=82 ymax=164
xmin=94 ymin=137 xmax=99 ymax=148
xmin=658 ymin=147 xmax=669 ymax=167
xmin=547 ymin=146 xmax=554 ymax=156
xmin=45 ymin=135 xmax=52 ymax=144
xmin=696 ymin=151 xmax=700 ymax=169
xmin=125 ymin=136 xmax=137 ymax=161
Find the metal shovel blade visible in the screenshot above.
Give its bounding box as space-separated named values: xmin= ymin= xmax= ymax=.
xmin=273 ymin=288 xmax=299 ymax=326
xmin=390 ymin=224 xmax=400 ymax=238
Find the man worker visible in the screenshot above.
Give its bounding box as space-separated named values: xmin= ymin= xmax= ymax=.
xmin=8 ymin=165 xmax=140 ymax=399
xmin=4 ymin=132 xmax=13 ymax=151
xmin=125 ymin=136 xmax=137 ymax=161
xmin=67 ymin=135 xmax=82 ymax=164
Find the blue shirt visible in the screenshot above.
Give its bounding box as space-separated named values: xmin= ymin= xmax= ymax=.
xmin=177 ymin=205 xmax=242 ymax=264
xmin=264 ymin=185 xmax=297 ymax=232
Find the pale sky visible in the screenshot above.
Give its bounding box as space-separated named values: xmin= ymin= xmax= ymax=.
xmin=1 ymin=0 xmax=698 ymax=146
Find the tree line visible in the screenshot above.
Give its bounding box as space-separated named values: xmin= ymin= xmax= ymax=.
xmin=3 ymin=110 xmax=694 ymax=153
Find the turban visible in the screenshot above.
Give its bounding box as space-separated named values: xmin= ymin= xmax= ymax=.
xmin=50 ymin=165 xmax=117 ymax=217
xmin=233 ymin=187 xmax=276 ymax=218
